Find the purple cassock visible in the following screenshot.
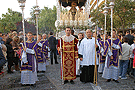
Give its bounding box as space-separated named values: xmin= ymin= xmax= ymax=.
xmin=42 ymin=40 xmax=49 ymax=60
xmin=21 ymin=41 xmax=38 ymax=72
xmin=98 ymin=40 xmax=106 ymax=73
xmin=35 ymin=39 xmax=49 ymax=71
xmin=104 ymin=38 xmax=122 ymax=67
xmin=99 ymin=40 xmax=106 ymax=64
xmin=97 ymin=38 xmax=101 ymax=57
xmin=35 ymin=42 xmax=42 ymax=63
xmin=36 ymin=39 xmax=49 ymax=63
xmin=97 ymin=38 xmax=101 ymax=43
xmin=102 ymin=38 xmax=122 ymax=80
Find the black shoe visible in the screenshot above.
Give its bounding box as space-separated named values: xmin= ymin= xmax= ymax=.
xmin=99 ymin=72 xmax=103 ymax=74
xmin=21 ymin=84 xmax=26 ymax=86
xmin=41 ymin=71 xmax=45 ymax=73
xmin=106 ymin=79 xmax=111 ymax=82
xmin=55 ymin=62 xmax=59 ymax=64
xmin=64 ymin=80 xmax=68 ymax=84
xmin=113 ymin=79 xmax=119 ymax=83
xmin=76 ymin=75 xmax=80 ymax=77
xmin=70 ymin=80 xmax=75 ymax=84
xmin=25 ymin=84 xmax=30 ymax=86
xmin=30 ymin=84 xmax=36 ymax=87
xmin=7 ymin=71 xmax=13 ymax=74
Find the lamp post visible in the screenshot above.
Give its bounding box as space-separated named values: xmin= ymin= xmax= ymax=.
xmin=96 ymin=0 xmax=99 ymax=35
xmin=109 ymin=0 xmax=115 ymax=49
xmin=35 ymin=0 xmax=40 ymax=40
xmin=94 ymin=0 xmax=99 ymax=86
xmin=55 ymin=20 xmax=60 ymax=39
xmin=103 ymin=0 xmax=109 ymax=44
xmin=17 ymin=0 xmax=26 ymax=47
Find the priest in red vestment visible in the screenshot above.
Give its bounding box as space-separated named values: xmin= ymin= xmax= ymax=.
xmin=57 ymin=27 xmax=78 ymax=84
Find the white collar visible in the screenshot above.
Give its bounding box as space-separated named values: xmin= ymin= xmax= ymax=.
xmin=62 ymin=35 xmax=75 ymax=42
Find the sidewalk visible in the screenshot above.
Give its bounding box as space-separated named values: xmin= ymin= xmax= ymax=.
xmin=45 ymin=57 xmax=135 ymax=90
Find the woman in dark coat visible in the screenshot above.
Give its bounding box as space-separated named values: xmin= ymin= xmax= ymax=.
xmin=6 ymin=38 xmax=14 ymax=73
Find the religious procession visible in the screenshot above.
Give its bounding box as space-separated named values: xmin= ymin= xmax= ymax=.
xmin=0 ymin=0 xmax=135 ymax=90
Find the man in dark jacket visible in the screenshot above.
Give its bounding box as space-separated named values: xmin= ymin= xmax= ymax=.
xmin=125 ymin=31 xmax=134 ymax=45
xmin=32 ymin=34 xmax=37 ymax=42
xmin=71 ymin=30 xmax=78 ymax=39
xmin=48 ymin=32 xmax=58 ymax=64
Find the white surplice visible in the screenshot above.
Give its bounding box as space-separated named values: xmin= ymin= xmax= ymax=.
xmin=76 ymin=39 xmax=81 ymax=75
xmin=21 ymin=47 xmax=38 ymax=84
xmin=79 ymin=37 xmax=99 ymax=66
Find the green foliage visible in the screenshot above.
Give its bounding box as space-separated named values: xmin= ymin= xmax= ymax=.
xmin=0 ymin=8 xmax=22 ymax=33
xmin=90 ymin=4 xmax=111 ymax=32
xmin=90 ymin=0 xmax=135 ymax=32
xmin=30 ymin=6 xmax=57 ymax=34
xmin=114 ymin=0 xmax=135 ymax=30
xmin=30 ymin=6 xmax=36 ymax=24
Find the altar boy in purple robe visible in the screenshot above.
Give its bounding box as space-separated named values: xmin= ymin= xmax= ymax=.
xmin=42 ymin=34 xmax=50 ymax=66
xmin=98 ymin=35 xmax=107 ymax=74
xmin=21 ymin=32 xmax=41 ymax=85
xmin=102 ymin=30 xmax=122 ymax=83
xmin=36 ymin=34 xmax=49 ymax=72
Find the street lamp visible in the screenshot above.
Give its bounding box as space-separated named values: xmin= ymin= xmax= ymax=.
xmin=109 ymin=0 xmax=115 ymax=48
xmin=35 ymin=0 xmax=40 ymax=39
xmin=103 ymin=0 xmax=109 ymax=43
xmin=55 ymin=20 xmax=60 ymax=39
xmin=17 ymin=0 xmax=26 ymax=47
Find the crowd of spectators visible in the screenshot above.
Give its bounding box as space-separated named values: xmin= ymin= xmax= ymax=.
xmin=0 ymin=31 xmax=23 ymax=74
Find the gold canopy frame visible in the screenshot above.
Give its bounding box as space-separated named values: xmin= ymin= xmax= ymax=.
xmin=59 ymin=0 xmax=87 ymax=8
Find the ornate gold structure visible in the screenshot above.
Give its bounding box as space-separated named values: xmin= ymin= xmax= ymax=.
xmin=55 ymin=0 xmax=106 ymax=29
xmin=69 ymin=2 xmax=77 ymax=20
xmin=55 ymin=0 xmax=91 ymax=29
xmin=59 ymin=9 xmax=89 ymax=27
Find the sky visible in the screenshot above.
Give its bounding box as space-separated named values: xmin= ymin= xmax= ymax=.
xmin=0 ymin=0 xmax=56 ymax=18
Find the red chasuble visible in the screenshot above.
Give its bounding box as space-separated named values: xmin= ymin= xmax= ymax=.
xmin=57 ymin=35 xmax=78 ymax=80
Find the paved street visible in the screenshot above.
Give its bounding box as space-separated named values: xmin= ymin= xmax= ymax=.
xmin=46 ymin=57 xmax=135 ymax=90
xmin=0 ymin=66 xmax=56 ymax=90
xmin=0 ymin=57 xmax=135 ymax=90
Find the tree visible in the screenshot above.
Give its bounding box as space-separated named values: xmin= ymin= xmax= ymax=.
xmin=114 ymin=0 xmax=135 ymax=30
xmin=0 ymin=8 xmax=22 ymax=33
xmin=90 ymin=0 xmax=135 ymax=32
xmin=30 ymin=6 xmax=57 ymax=34
xmin=38 ymin=6 xmax=57 ymax=34
xmin=90 ymin=5 xmax=111 ymax=32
